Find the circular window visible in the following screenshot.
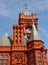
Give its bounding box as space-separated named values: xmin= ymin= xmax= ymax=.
xmin=26 ymin=28 xmax=31 ymax=33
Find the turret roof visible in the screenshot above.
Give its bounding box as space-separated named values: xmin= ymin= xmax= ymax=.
xmin=0 ymin=33 xmax=13 ymax=46
xmin=29 ymin=21 xmax=41 ymax=41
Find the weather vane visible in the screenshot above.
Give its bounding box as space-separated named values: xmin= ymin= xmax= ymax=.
xmin=5 ymin=28 xmax=8 ymax=33
xmin=25 ymin=3 xmax=28 ymax=10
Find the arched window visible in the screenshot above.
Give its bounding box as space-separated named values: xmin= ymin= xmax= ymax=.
xmin=43 ymin=53 xmax=47 ymax=65
xmin=30 ymin=54 xmax=35 ymax=65
xmin=26 ymin=28 xmax=31 ymax=32
xmin=37 ymin=52 xmax=41 ymax=57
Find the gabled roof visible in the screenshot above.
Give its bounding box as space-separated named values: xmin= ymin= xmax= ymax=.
xmin=29 ymin=23 xmax=41 ymax=41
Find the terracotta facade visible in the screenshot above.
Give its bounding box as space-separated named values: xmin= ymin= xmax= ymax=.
xmin=0 ymin=13 xmax=47 ymax=65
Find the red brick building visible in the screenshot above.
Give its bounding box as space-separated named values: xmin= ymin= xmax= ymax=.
xmin=0 ymin=9 xmax=48 ymax=65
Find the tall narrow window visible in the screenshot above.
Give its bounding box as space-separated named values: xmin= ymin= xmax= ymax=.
xmin=37 ymin=52 xmax=41 ymax=57
xmin=30 ymin=54 xmax=35 ymax=65
xmin=38 ymin=61 xmax=42 ymax=65
xmin=37 ymin=52 xmax=42 ymax=65
xmin=0 ymin=55 xmax=8 ymax=65
xmin=43 ymin=54 xmax=47 ymax=65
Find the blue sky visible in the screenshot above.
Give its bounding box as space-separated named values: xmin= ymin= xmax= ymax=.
xmin=0 ymin=0 xmax=48 ymax=49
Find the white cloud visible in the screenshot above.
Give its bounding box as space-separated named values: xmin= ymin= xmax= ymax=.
xmin=0 ymin=0 xmax=48 ymax=19
xmin=29 ymin=0 xmax=48 ymax=13
xmin=39 ymin=27 xmax=48 ymax=38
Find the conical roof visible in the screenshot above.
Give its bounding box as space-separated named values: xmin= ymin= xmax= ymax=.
xmin=24 ymin=36 xmax=29 ymax=46
xmin=24 ymin=9 xmax=30 ymax=15
xmin=29 ymin=22 xmax=41 ymax=41
xmin=0 ymin=33 xmax=12 ymax=46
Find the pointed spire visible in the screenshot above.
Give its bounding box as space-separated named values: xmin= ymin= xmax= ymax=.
xmin=29 ymin=19 xmax=41 ymax=41
xmin=5 ymin=28 xmax=8 ymax=35
xmin=2 ymin=28 xmax=9 ymax=38
xmin=2 ymin=28 xmax=9 ymax=43
xmin=1 ymin=28 xmax=11 ymax=46
xmin=25 ymin=3 xmax=28 ymax=10
xmin=24 ymin=3 xmax=30 ymax=15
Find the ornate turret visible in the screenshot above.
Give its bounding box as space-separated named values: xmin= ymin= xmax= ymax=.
xmin=0 ymin=28 xmax=13 ymax=46
xmin=27 ymin=19 xmax=47 ymax=65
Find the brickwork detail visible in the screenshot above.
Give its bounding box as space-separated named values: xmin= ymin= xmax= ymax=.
xmin=0 ymin=13 xmax=47 ymax=65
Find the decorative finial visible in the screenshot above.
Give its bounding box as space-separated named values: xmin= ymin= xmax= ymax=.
xmin=25 ymin=3 xmax=28 ymax=10
xmin=24 ymin=3 xmax=30 ymax=15
xmin=5 ymin=28 xmax=8 ymax=33
xmin=32 ymin=19 xmax=34 ymax=24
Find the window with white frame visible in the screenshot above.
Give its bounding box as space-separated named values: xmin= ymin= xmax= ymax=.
xmin=0 ymin=55 xmax=8 ymax=65
xmin=37 ymin=52 xmax=42 ymax=65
